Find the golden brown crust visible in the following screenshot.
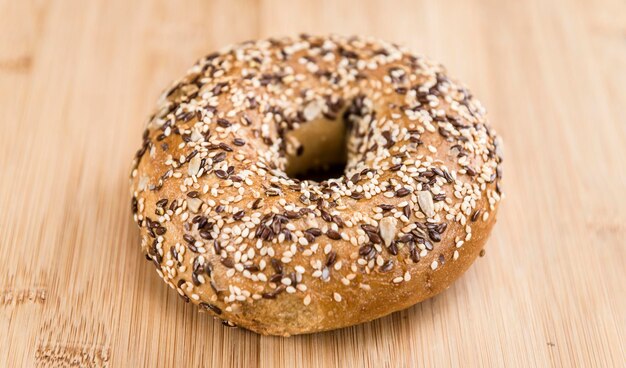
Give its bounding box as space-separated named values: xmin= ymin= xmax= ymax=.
xmin=130 ymin=34 xmax=503 ymax=336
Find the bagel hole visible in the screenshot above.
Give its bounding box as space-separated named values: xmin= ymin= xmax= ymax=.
xmin=284 ymin=115 xmax=348 ymax=182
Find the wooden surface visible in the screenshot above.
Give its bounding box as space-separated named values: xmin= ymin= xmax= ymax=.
xmin=1 ymin=0 xmax=624 ymax=366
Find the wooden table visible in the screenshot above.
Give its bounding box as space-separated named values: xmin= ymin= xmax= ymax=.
xmin=1 ymin=0 xmax=624 ymax=366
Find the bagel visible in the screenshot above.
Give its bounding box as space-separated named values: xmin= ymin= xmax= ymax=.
xmin=130 ymin=34 xmax=503 ymax=336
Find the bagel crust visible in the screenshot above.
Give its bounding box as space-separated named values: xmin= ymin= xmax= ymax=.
xmin=130 ymin=34 xmax=503 ymax=336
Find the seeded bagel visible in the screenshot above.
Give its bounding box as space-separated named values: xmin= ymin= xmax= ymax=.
xmin=130 ymin=34 xmax=503 ymax=336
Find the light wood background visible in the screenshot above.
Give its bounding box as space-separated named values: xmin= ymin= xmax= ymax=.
xmin=1 ymin=0 xmax=624 ymax=367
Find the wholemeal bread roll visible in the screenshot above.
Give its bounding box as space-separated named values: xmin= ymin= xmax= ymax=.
xmin=130 ymin=34 xmax=503 ymax=336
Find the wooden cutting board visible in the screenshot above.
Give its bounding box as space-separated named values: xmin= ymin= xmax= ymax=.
xmin=1 ymin=0 xmax=624 ymax=366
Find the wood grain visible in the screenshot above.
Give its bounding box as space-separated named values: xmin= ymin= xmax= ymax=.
xmin=1 ymin=0 xmax=624 ymax=366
